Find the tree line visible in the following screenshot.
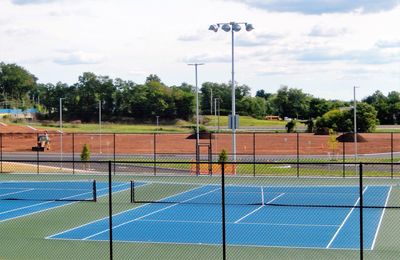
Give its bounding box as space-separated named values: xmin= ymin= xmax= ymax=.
xmin=0 ymin=62 xmax=399 ymax=132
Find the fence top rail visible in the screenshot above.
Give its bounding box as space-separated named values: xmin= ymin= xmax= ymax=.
xmin=0 ymin=131 xmax=399 ymax=135
xmin=1 ymin=159 xmax=399 ymax=166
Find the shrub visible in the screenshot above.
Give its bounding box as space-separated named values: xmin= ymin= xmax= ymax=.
xmin=285 ymin=119 xmax=297 ymax=133
xmin=218 ymin=149 xmax=228 ymax=163
xmin=80 ymin=144 xmax=90 ymax=169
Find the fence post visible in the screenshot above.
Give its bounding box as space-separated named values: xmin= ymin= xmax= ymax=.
xmin=195 ymin=131 xmax=199 ymax=176
xmin=343 ymin=139 xmax=346 ymax=178
xmin=0 ymin=133 xmax=2 ymax=173
xmin=36 ymin=132 xmax=39 ymax=174
xmin=209 ymin=132 xmax=213 ymax=175
xmin=296 ymin=133 xmax=299 ymax=177
xmin=391 ymin=132 xmax=394 ymax=178
xmin=153 ymin=133 xmax=157 ymax=176
xmin=72 ymin=133 xmax=75 ymax=174
xmin=359 ymin=163 xmax=364 ymax=260
xmin=253 ymin=132 xmax=256 ymax=177
xmin=108 ymin=160 xmax=113 ymax=260
xmin=113 ymin=133 xmax=116 ymax=175
xmin=221 ymin=161 xmax=226 ymax=260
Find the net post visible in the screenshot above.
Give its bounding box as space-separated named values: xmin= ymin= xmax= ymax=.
xmin=93 ymin=179 xmax=97 ymax=202
xmin=130 ymin=180 xmax=135 ymax=203
xmin=359 ymin=162 xmax=364 ymax=260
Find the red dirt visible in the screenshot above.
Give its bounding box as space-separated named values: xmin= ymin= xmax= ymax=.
xmin=0 ymin=124 xmax=398 ymax=156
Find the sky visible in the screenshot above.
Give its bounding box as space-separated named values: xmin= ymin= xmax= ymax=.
xmin=1 ymin=0 xmax=400 ymax=101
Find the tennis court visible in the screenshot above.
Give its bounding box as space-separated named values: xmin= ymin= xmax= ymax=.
xmin=0 ymin=181 xmax=130 ymax=222
xmin=48 ymin=183 xmax=390 ymax=250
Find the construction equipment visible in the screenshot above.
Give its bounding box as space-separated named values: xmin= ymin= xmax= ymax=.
xmin=32 ymin=135 xmax=50 ymax=152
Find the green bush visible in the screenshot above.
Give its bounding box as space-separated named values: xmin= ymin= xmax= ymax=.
xmin=80 ymin=144 xmax=90 ymax=161
xmin=285 ymin=120 xmax=297 ymax=133
xmin=218 ymin=149 xmax=228 ymax=163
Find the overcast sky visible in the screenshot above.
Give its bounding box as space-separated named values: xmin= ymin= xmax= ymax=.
xmin=1 ymin=0 xmax=400 ymax=100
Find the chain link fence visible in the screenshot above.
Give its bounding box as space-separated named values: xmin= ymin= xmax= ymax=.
xmin=0 ymin=159 xmax=399 ymax=259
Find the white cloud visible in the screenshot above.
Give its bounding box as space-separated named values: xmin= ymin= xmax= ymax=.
xmin=11 ymin=0 xmax=59 ymax=5
xmin=53 ymin=51 xmax=105 ymax=65
xmin=297 ymin=48 xmax=400 ymax=64
xmin=0 ymin=0 xmax=399 ymax=100
xmin=236 ymin=32 xmax=284 ymax=46
xmin=229 ymin=0 xmax=400 ymax=14
xmin=376 ymin=40 xmax=400 ymax=48
xmin=308 ymin=25 xmax=347 ymax=37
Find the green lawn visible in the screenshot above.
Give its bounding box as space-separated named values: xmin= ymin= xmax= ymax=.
xmin=204 ymin=115 xmax=287 ymax=127
xmin=5 ymin=115 xmax=287 ymax=134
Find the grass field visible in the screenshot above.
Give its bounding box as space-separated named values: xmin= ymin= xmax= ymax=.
xmin=5 ymin=116 xmax=287 ymax=133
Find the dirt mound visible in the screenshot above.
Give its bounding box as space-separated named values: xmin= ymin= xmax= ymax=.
xmin=336 ymin=133 xmax=367 ymax=142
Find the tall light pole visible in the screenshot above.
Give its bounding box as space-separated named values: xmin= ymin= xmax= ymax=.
xmin=99 ymin=100 xmax=102 ymax=154
xmin=188 ymin=63 xmax=204 ymax=149
xmin=210 ymin=88 xmax=213 ymax=115
xmin=59 ymin=98 xmax=65 ymax=169
xmin=354 ymin=86 xmax=359 ymax=162
xmin=156 ymin=115 xmax=159 ymax=132
xmin=209 ymin=22 xmax=254 ymax=161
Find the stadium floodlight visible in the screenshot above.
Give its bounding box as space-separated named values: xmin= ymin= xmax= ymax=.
xmin=232 ymin=23 xmax=241 ymax=32
xmin=245 ymin=23 xmax=254 ymax=31
xmin=208 ymin=24 xmax=218 ymax=32
xmin=221 ymin=23 xmax=231 ymax=32
xmin=209 ymin=21 xmax=254 ymax=162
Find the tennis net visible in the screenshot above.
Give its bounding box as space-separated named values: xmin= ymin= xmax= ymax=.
xmin=130 ymin=181 xmax=400 ymax=209
xmin=0 ymin=181 xmax=97 ymax=202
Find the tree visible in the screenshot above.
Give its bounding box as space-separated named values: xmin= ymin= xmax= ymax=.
xmin=255 ymin=89 xmax=272 ymax=100
xmin=271 ymin=86 xmax=311 ymax=119
xmin=315 ymin=102 xmax=378 ymax=133
xmin=363 ymin=90 xmax=390 ymax=124
xmin=0 ymin=62 xmax=37 ymax=104
xmin=350 ymin=102 xmax=379 ymax=133
xmin=145 ymin=74 xmax=162 ymax=84
xmin=309 ymin=98 xmax=333 ymax=119
xmin=285 ymin=119 xmax=297 ymax=133
xmin=218 ymin=149 xmax=228 ymax=163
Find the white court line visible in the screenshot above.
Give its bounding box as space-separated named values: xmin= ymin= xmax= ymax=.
xmin=0 ymin=182 xmax=128 ymax=222
xmin=371 ymin=186 xmax=392 ymax=250
xmin=234 ymin=192 xmax=285 ymax=224
xmin=326 ymin=186 xmax=368 ymax=249
xmin=0 ymin=188 xmax=35 ymax=198
xmin=82 ymin=187 xmax=221 ymax=240
xmin=46 ymin=183 xmax=202 ymax=239
xmin=49 ymin=236 xmax=370 ymax=251
xmin=26 ymin=125 xmax=37 ymax=131
xmin=135 ymin=218 xmax=339 ymax=227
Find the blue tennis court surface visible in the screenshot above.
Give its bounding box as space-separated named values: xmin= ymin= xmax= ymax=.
xmin=48 ymin=184 xmax=391 ymax=250
xmin=0 ymin=181 xmax=130 ymax=223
